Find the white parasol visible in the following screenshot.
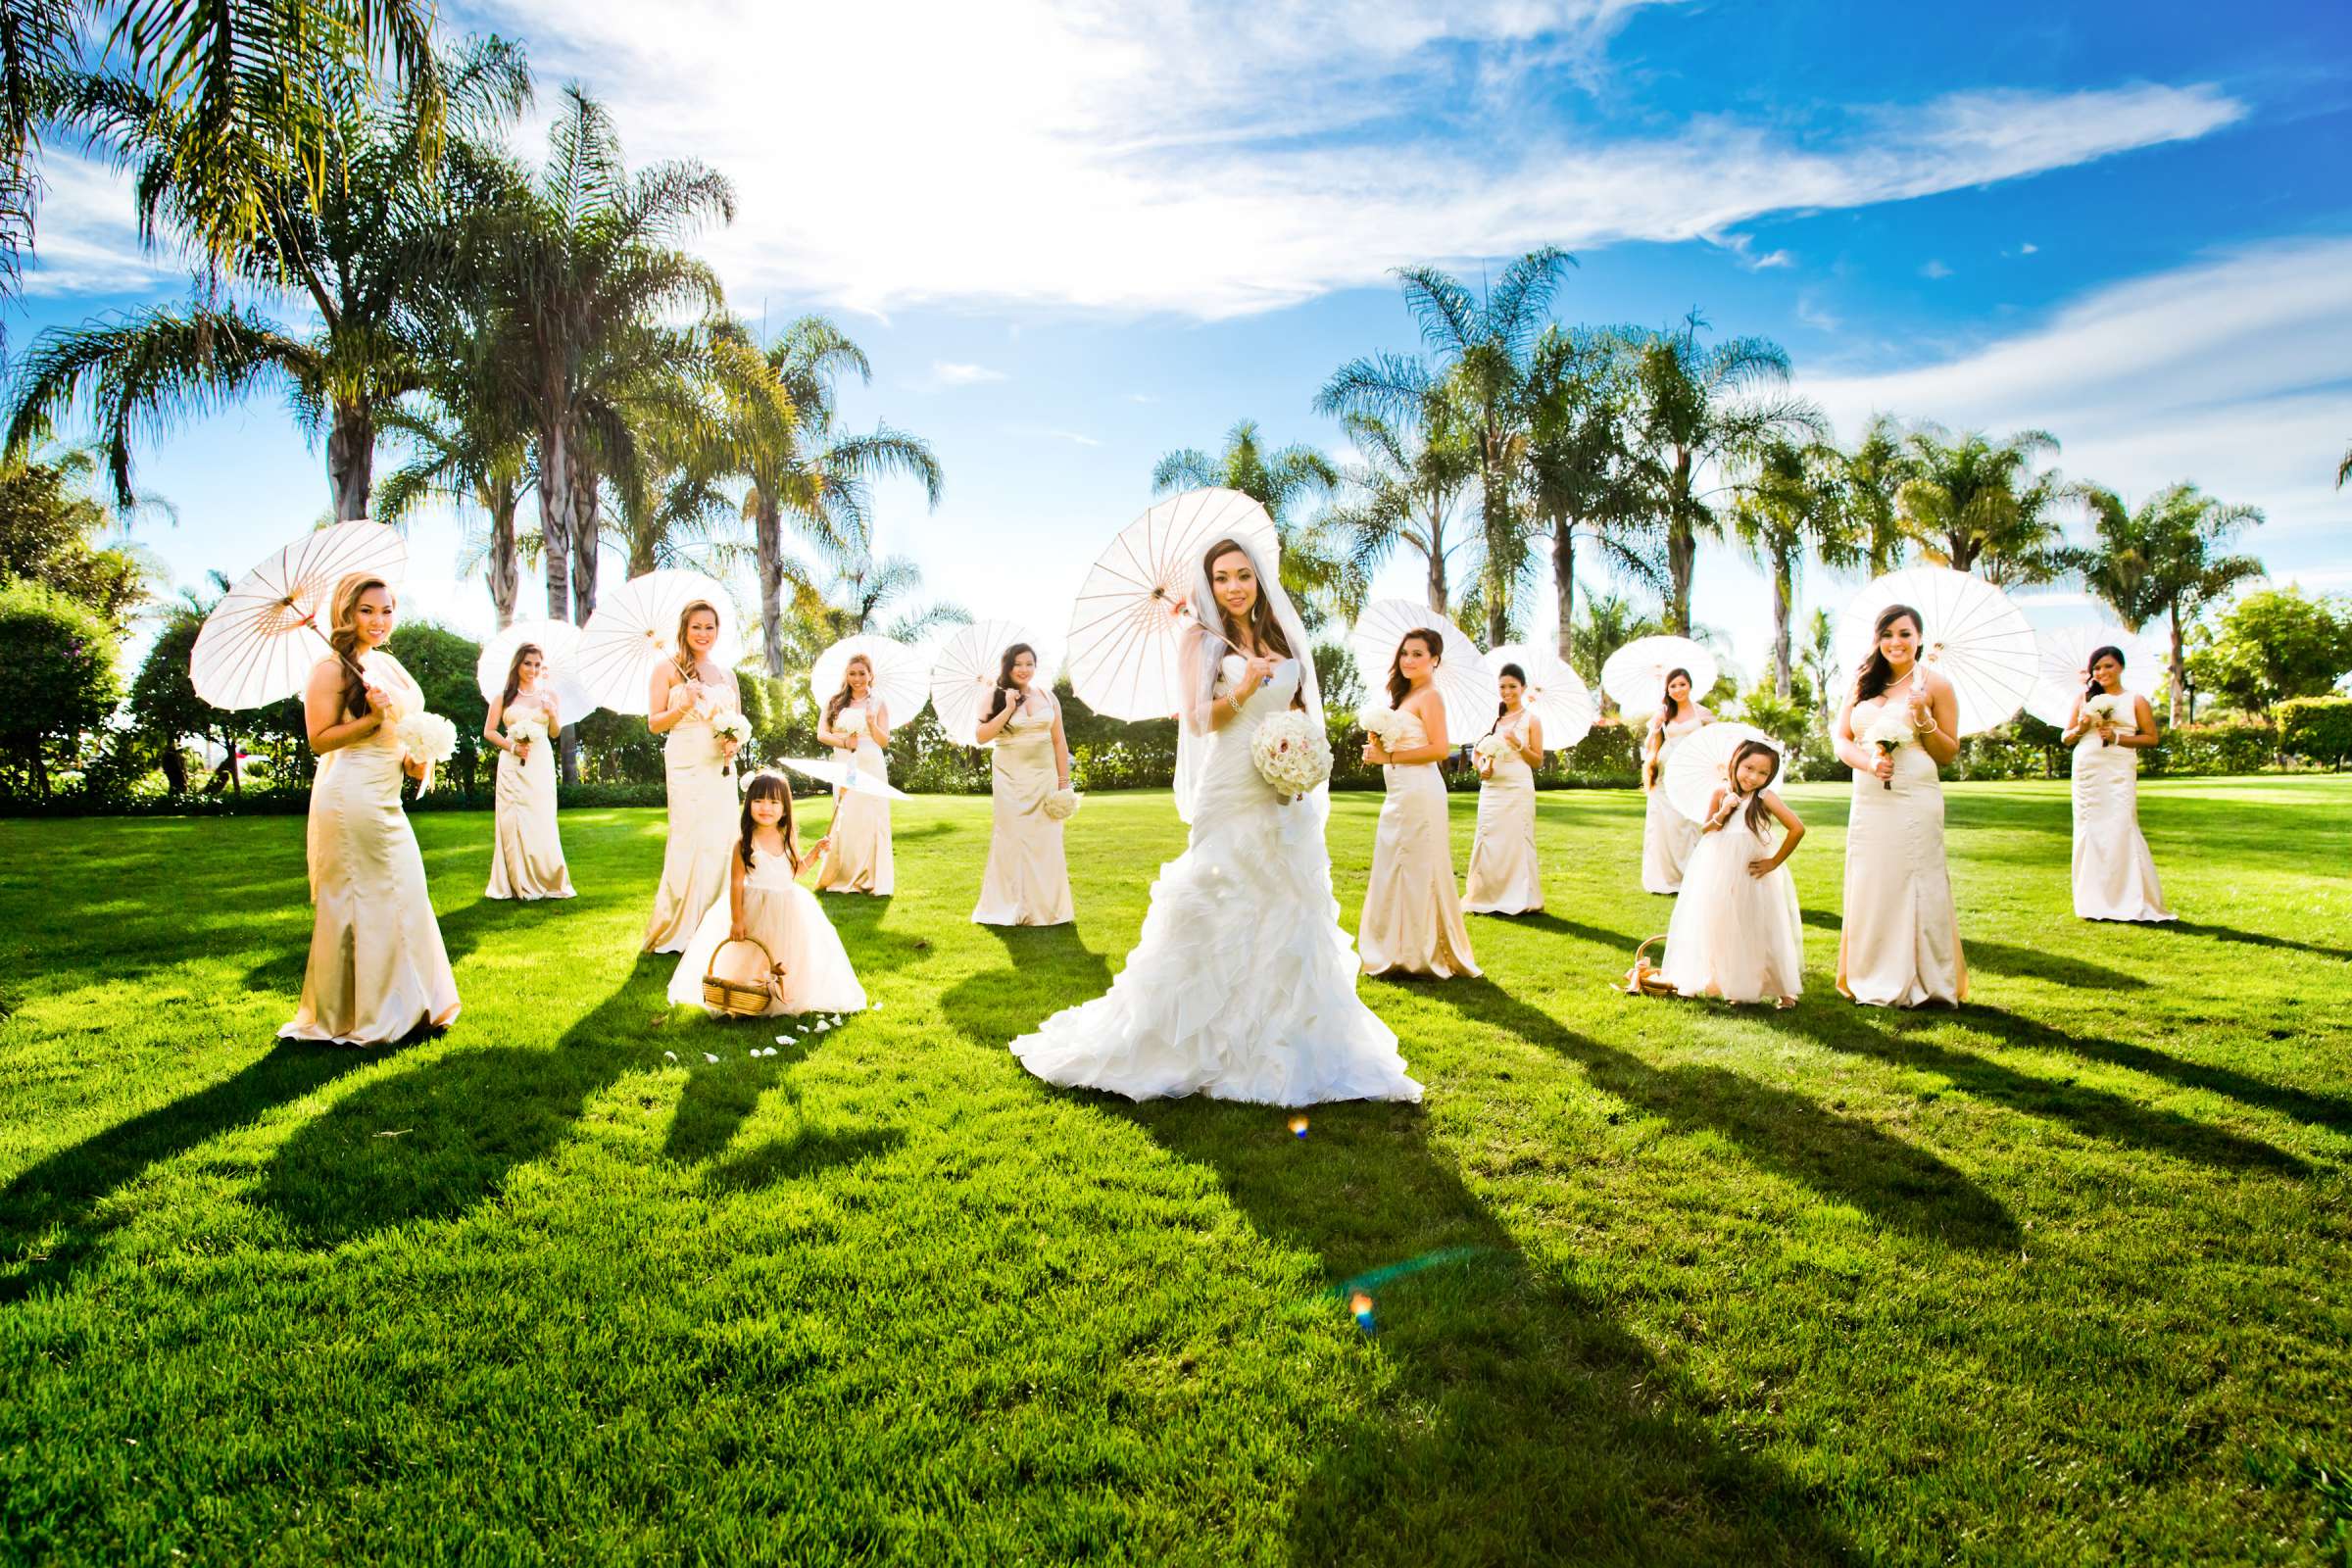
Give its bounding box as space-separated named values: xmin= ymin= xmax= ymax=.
xmin=1599 ymin=635 xmax=1718 ymax=717
xmin=474 ymin=618 xmax=595 ymax=720
xmin=1348 ymin=600 xmax=1497 ymax=747
xmin=574 ymin=569 xmax=743 ymax=716
xmin=1064 ymin=487 xmax=1282 ymax=720
xmin=1838 ymin=566 xmax=2037 ymax=736
xmin=809 ymin=633 xmax=926 ymax=724
xmin=2023 ymin=620 xmax=2165 ymax=728
xmin=189 ymin=518 xmax=407 ymax=710
xmin=930 ymin=618 xmax=1045 ymax=745
xmin=776 ymin=757 xmax=912 ymax=802
xmin=1664 ymin=721 xmax=1787 ymax=823
xmin=1485 ymin=642 xmax=1596 ymax=750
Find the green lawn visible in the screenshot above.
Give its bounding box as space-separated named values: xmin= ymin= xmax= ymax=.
xmin=3 ymin=775 xmax=2349 ymax=1565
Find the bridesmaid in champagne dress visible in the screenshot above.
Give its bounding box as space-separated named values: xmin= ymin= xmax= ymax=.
xmin=971 ymin=642 xmax=1075 ymax=926
xmin=643 ymin=601 xmax=743 ymax=953
xmin=483 ymin=641 xmax=574 ymax=901
xmin=813 ymin=654 xmax=895 ymax=896
xmin=1464 ymin=662 xmax=1544 ymax=915
xmin=1641 ymin=668 xmax=1712 ymax=894
xmin=2063 ymin=646 xmax=2173 ymax=922
xmin=1834 ymin=603 xmax=1967 ymax=1006
xmin=1359 ymin=626 xmax=1479 ymax=978
xmin=281 ymin=573 xmax=461 ymax=1045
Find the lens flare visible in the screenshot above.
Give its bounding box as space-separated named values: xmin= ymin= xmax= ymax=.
xmin=1288 ymin=1115 xmax=1309 ymax=1139
xmin=1349 ymin=1291 xmax=1376 ymax=1334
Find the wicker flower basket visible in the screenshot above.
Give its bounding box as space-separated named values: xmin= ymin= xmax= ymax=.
xmin=1620 ymin=935 xmax=1680 ymax=998
xmin=702 ymin=937 xmax=783 ymax=1016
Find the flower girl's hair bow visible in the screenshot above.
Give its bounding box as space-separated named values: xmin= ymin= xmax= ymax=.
xmin=737 ymin=765 xmax=789 ymax=795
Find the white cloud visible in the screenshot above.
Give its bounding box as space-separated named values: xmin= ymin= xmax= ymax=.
xmin=2020 ymin=241 xmax=2039 ymax=255
xmin=929 ymin=361 xmax=1007 ymax=387
xmin=477 ymin=0 xmax=2245 ymax=318
xmin=1920 ymin=258 xmax=1954 ymax=279
xmin=21 ymin=153 xmax=181 ymax=298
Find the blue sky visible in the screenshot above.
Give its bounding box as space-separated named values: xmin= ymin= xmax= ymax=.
xmin=15 ymin=0 xmax=2351 ymax=687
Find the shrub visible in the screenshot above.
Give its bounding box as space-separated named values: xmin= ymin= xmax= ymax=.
xmin=0 ymin=577 xmax=121 ymax=798
xmin=2277 ymin=697 xmax=2352 ymax=768
xmin=2143 ymin=721 xmax=2278 ymax=777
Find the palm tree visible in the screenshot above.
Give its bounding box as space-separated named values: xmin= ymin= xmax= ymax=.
xmin=1841 ymin=414 xmax=1911 ymax=575
xmin=1323 ymin=403 xmax=1475 ymax=618
xmin=1630 ymin=311 xmax=1824 ymax=635
xmin=5 ymin=36 xmax=530 ymax=516
xmin=2065 ymin=482 xmax=2265 ymax=719
xmin=466 ymin=86 xmax=741 ymax=625
xmin=1320 ymin=247 xmax=1574 ymax=646
xmin=0 ymin=0 xmax=439 ymax=334
xmin=1523 ymin=323 xmax=1660 ymax=663
xmin=720 ymin=315 xmax=944 ymax=676
xmin=1567 ymin=589 xmax=1663 ymax=711
xmin=771 ymin=525 xmax=968 ymax=670
xmin=1796 ymin=607 xmax=1838 ymax=719
xmin=1733 ymin=438 xmax=1859 ymax=698
xmin=2338 ymin=444 xmax=2348 ymax=489
xmin=1152 ymin=417 xmax=1359 ymax=628
xmin=1893 ymin=423 xmax=2072 ymax=586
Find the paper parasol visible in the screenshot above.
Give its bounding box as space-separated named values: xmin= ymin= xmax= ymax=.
xmin=775 ymin=757 xmax=911 ymax=801
xmin=930 ymin=618 xmax=1043 ymax=745
xmin=1838 ymin=566 xmax=2037 ymax=736
xmin=1664 ymin=721 xmax=1786 ymax=823
xmin=189 ymin=518 xmax=408 ymax=710
xmin=2023 ymin=620 xmax=2165 ymax=728
xmin=1348 ymin=601 xmax=1496 ymax=747
xmin=474 ymin=618 xmax=595 ymax=720
xmin=574 ymin=569 xmax=742 ymax=716
xmin=809 ymin=633 xmax=927 ymax=723
xmin=1065 ymin=487 xmax=1281 ymax=720
xmin=1485 ymin=642 xmax=1596 ymax=750
xmin=1599 ymin=635 xmax=1718 ymax=717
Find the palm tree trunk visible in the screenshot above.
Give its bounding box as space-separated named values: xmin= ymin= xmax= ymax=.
xmin=1666 ymin=454 xmax=1695 ymax=635
xmin=327 ymin=403 xmax=374 ymax=521
xmin=2169 ymin=602 xmax=2188 ymax=722
xmin=756 ymin=494 xmax=786 ymax=675
xmin=570 ymin=459 xmax=602 ymax=624
xmin=484 ymin=477 xmax=519 ymax=630
xmin=538 ymin=419 xmax=574 ymax=623
xmin=1771 ymin=548 xmax=1794 ymax=699
xmin=1551 ymin=514 xmax=1575 ymax=663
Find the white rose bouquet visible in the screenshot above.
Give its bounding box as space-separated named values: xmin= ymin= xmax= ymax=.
xmin=394 ymin=710 xmax=459 ymax=794
xmin=1356 ymin=702 xmax=1405 ymax=750
xmin=1043 ymin=786 xmax=1080 ymax=821
xmin=1251 ymin=710 xmax=1332 ymax=800
xmin=1471 ymin=733 xmax=1508 ymax=772
xmin=711 ymin=710 xmax=753 ymax=762
xmin=1861 ymin=708 xmax=1913 ymax=791
xmin=2082 ymin=692 xmax=2123 ymax=745
xmin=506 ymin=714 xmax=547 ymax=748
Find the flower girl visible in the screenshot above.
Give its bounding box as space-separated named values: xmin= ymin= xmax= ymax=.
xmin=669 ymin=770 xmax=867 ymax=1018
xmin=1658 ymin=739 xmax=1806 ymax=1006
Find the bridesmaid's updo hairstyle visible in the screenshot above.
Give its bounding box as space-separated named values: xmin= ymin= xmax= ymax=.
xmin=737 ymin=768 xmax=801 ymax=872
xmin=1659 ymin=666 xmax=1692 ymax=725
xmin=1854 ymin=604 xmax=1923 ymax=704
xmin=2084 ymin=645 xmax=2125 ymax=703
xmin=1201 ymin=537 xmax=1295 ymax=665
xmin=1491 ymin=662 xmax=1525 ymax=734
xmin=671 ymin=600 xmax=720 ymax=685
xmin=1385 ymin=627 xmax=1442 ymax=709
xmin=1726 ymin=738 xmax=1783 ymax=835
xmin=327 ymin=571 xmax=390 ymax=719
xmin=825 ymin=654 xmax=874 ymax=729
xmin=985 ymin=643 xmax=1035 ymax=725
xmin=500 ymin=642 xmax=543 ymax=710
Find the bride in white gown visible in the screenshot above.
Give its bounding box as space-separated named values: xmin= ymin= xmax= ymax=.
xmin=1010 ymin=534 xmax=1423 ymax=1106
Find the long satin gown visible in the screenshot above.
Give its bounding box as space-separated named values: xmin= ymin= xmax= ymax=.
xmin=2071 ymin=708 xmax=2174 ymax=922
xmin=486 ymin=693 xmax=574 ymax=901
xmin=1358 ymin=707 xmax=1479 ymax=978
xmin=668 ymin=847 xmax=867 ymax=1017
xmin=1838 ymin=696 xmax=1968 ymax=1006
xmin=972 ymin=691 xmax=1073 ymax=926
xmin=814 ymin=702 xmax=894 ymax=896
xmin=1642 ymin=712 xmax=1708 ymax=894
xmin=281 ymin=651 xmax=462 ymax=1045
xmin=644 ymin=678 xmax=742 ymax=954
xmin=1661 ymin=805 xmax=1804 ymax=1004
xmin=1464 ymin=709 xmax=1543 ymax=915
xmin=1011 ymin=657 xmax=1420 ymax=1105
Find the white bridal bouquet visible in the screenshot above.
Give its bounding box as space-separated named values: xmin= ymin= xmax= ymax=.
xmin=506 ymin=714 xmax=547 ymax=749
xmin=2083 ymin=692 xmax=2123 ymax=744
xmin=395 ymin=710 xmax=459 ymax=766
xmin=712 ymin=710 xmax=753 ymax=752
xmin=1861 ymin=708 xmax=1913 ymax=791
xmin=1356 ymin=701 xmax=1405 ymax=749
xmin=1472 ymin=733 xmax=1508 ymax=771
xmin=1043 ymin=786 xmax=1080 ymax=821
xmin=1252 ymin=710 xmax=1332 ymax=799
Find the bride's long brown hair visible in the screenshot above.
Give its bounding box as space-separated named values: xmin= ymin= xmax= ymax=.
xmin=327 ymin=572 xmax=390 ymax=718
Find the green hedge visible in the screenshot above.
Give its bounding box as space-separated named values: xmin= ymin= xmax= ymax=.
xmin=2278 ymin=697 xmax=2352 ymax=768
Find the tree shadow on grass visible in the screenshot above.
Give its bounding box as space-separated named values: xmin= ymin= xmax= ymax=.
xmin=1428 ymin=978 xmax=2019 ymax=1250
xmin=1126 ymin=1095 xmax=1856 ymax=1563
xmin=1758 ymin=1006 xmax=2310 ymax=1176
xmin=2163 ymin=920 xmax=2352 ymax=964
xmin=936 ymin=924 xmax=1114 ymax=1050
xmin=1794 ymin=909 xmax=2148 ymax=991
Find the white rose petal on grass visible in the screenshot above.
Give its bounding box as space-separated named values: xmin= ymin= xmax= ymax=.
xmin=704 ymin=1053 xmax=719 ymax=1064
xmin=663 ymin=1051 xmax=677 ymax=1062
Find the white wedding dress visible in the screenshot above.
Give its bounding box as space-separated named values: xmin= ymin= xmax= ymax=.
xmin=1010 ymin=657 xmax=1422 ymax=1105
